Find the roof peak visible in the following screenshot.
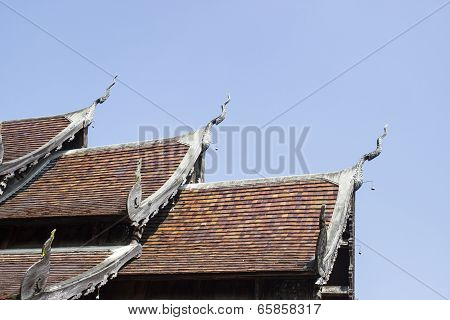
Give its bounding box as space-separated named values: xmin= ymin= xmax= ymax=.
xmin=1 ymin=108 xmax=85 ymax=124
xmin=1 ymin=76 xmax=117 ymax=124
xmin=353 ymin=125 xmax=388 ymax=190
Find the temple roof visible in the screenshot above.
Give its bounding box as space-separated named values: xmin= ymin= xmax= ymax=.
xmin=0 ymin=77 xmax=117 ymax=199
xmin=0 ymin=87 xmax=387 ymax=300
xmin=120 ymin=168 xmax=358 ymax=281
xmin=0 ymin=249 xmax=111 ymax=299
xmin=0 ymin=174 xmax=343 ymax=298
xmin=0 ymin=106 xmax=95 ymax=177
xmin=0 ymin=169 xmax=356 ymax=298
xmin=1 ymin=115 xmax=71 ymax=163
xmin=121 ymin=177 xmax=339 ymax=275
xmin=0 ymin=137 xmax=190 ymax=219
xmin=0 ymin=97 xmax=234 ymax=300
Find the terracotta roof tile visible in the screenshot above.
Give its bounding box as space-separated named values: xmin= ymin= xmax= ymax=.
xmin=0 ymin=178 xmax=341 ymax=298
xmin=0 ymin=251 xmax=110 ymax=298
xmin=1 ymin=116 xmax=70 ymax=162
xmin=0 ymin=140 xmax=189 ymax=219
xmin=121 ymin=179 xmax=339 ymax=275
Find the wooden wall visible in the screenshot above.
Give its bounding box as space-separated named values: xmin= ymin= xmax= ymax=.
xmin=0 ymin=217 xmax=130 ymax=249
xmin=97 ymin=277 xmax=316 ymax=300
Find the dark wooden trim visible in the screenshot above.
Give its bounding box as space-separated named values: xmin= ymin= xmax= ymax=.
xmin=0 ymin=215 xmax=127 ymax=226
xmin=115 ymin=271 xmax=316 ymax=282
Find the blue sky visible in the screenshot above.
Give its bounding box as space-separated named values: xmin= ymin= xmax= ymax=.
xmin=1 ymin=1 xmax=449 ymax=299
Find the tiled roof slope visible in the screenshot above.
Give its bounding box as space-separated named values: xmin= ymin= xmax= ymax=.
xmin=0 ymin=177 xmax=340 ymax=299
xmin=1 ymin=116 xmax=70 ymax=162
xmin=121 ymin=178 xmax=339 ymax=275
xmin=0 ymin=250 xmax=111 ymax=298
xmin=1 ymin=79 xmax=117 ymax=183
xmin=0 ymin=139 xmax=189 ymax=219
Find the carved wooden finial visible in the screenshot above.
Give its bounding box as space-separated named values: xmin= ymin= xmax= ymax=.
xmin=42 ymin=229 xmax=56 ymax=257
xmin=211 ymin=94 xmax=231 ymax=126
xmin=319 ymin=204 xmax=326 ymax=229
xmin=94 ymin=75 xmax=118 ymax=105
xmin=206 ymin=95 xmax=231 ymax=128
xmin=203 ymin=95 xmax=231 ymax=148
xmin=21 ymin=229 xmax=56 ymax=300
xmin=127 ymin=159 xmax=143 ymax=219
xmin=354 ymin=125 xmax=388 ymax=190
xmin=315 ymin=205 xmax=327 ymax=278
xmin=135 ymin=159 xmax=142 ymax=183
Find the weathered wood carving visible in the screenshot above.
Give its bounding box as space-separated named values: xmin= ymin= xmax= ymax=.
xmin=20 ymin=238 xmax=141 ymax=300
xmin=32 ymin=243 xmax=142 ymax=300
xmin=209 ymin=94 xmax=231 ymax=126
xmin=127 ymin=159 xmax=142 ymax=217
xmin=0 ymin=77 xmax=117 ymax=197
xmin=21 ymin=229 xmax=56 ymax=300
xmin=127 ymin=96 xmax=232 ymax=230
xmin=315 ymin=205 xmax=327 ymax=278
xmin=202 ymin=95 xmax=231 ymax=148
xmin=18 ymin=95 xmax=231 ymax=300
xmin=94 ymin=75 xmax=117 ymax=105
xmin=354 ymin=125 xmax=388 ymax=190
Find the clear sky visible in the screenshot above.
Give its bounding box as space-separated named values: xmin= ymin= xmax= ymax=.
xmin=1 ymin=1 xmax=449 ymax=299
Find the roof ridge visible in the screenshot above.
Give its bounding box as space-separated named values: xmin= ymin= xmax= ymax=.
xmin=1 ymin=106 xmax=88 ymax=124
xmin=63 ymin=130 xmax=199 ymax=156
xmin=0 ymin=246 xmax=123 ymax=255
xmin=2 ymin=77 xmax=117 ymax=124
xmin=181 ymin=169 xmax=353 ymax=190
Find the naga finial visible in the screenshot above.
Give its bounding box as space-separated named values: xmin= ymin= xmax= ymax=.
xmin=208 ymin=94 xmax=231 ymax=128
xmin=94 ymin=75 xmax=118 ymax=105
xmin=354 ymin=125 xmax=388 ymax=190
xmin=203 ymin=95 xmax=231 ymax=148
xmin=21 ymin=229 xmax=56 ymax=299
xmin=41 ymin=229 xmax=56 ymax=257
xmin=315 ymin=205 xmax=327 ymax=278
xmin=127 ymin=159 xmax=143 ymax=219
xmin=135 ymin=158 xmax=142 ymax=183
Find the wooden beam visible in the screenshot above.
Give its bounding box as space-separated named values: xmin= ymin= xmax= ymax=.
xmin=321 ymin=285 xmax=349 ymax=296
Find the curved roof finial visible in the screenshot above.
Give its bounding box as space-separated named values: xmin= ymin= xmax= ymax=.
xmin=94 ymin=75 xmax=118 ymax=105
xmin=21 ymin=229 xmax=56 ymax=299
xmin=207 ymin=94 xmax=231 ymax=128
xmin=127 ymin=159 xmax=143 ymax=221
xmin=315 ymin=204 xmax=327 ymax=278
xmin=354 ymin=125 xmax=388 ymax=190
xmin=203 ymin=95 xmax=231 ymax=148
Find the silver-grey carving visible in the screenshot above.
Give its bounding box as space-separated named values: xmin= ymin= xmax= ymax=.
xmin=127 ymin=159 xmax=142 ymax=217
xmin=209 ymin=94 xmax=231 ymax=127
xmin=25 ymin=243 xmax=141 ymax=300
xmin=315 ymin=126 xmax=389 ymax=285
xmin=94 ymin=75 xmax=117 ymax=105
xmin=202 ymin=95 xmax=231 ymax=148
xmin=0 ymin=77 xmax=117 ymax=198
xmin=185 ymin=168 xmax=358 ymax=287
xmin=127 ymin=96 xmax=232 ymax=230
xmin=315 ymin=205 xmax=327 ymax=278
xmin=21 ymin=229 xmax=56 ymax=300
xmin=16 ymin=94 xmax=233 ymax=300
xmin=353 ymin=125 xmax=388 ymax=190
xmin=19 ymin=229 xmax=141 ymax=300
xmin=127 ymin=129 xmax=207 ymax=227
xmin=12 ymin=118 xmax=386 ymax=297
